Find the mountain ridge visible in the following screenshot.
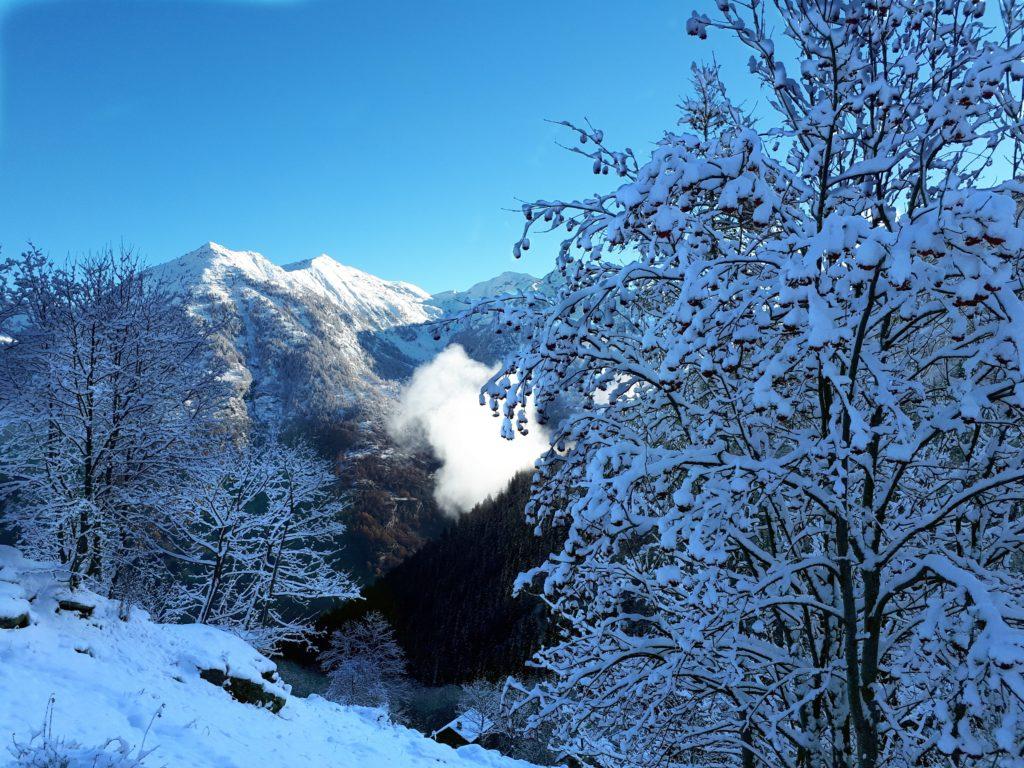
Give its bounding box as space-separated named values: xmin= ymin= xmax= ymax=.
xmin=149 ymin=242 xmax=451 ymax=426
xmin=150 ymin=242 xmax=543 ymax=403
xmin=156 ymin=241 xmax=536 ymax=313
xmin=154 ymin=241 xmax=441 ymax=331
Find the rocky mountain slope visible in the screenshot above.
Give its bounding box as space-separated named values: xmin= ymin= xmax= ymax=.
xmin=152 ymin=242 xmax=543 ymax=423
xmin=151 ymin=242 xmax=449 ymax=426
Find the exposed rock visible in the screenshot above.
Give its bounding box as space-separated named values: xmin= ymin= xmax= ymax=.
xmin=57 ymin=598 xmax=95 ymax=619
xmin=0 ymin=612 xmax=29 ymax=630
xmin=0 ymin=578 xmax=32 ymax=629
xmin=226 ymin=675 xmax=286 ymax=713
xmin=198 ymin=667 xmax=229 ymax=687
xmin=199 ymin=667 xmax=286 ymax=713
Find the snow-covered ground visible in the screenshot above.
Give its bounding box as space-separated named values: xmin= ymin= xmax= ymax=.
xmin=0 ymin=547 xmax=537 ymax=768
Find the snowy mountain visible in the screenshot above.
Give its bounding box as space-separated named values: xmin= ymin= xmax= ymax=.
xmin=0 ymin=546 xmax=535 ymax=768
xmin=430 ymin=271 xmax=541 ymax=314
xmin=151 ymin=242 xmax=443 ymax=426
xmin=150 ymin=242 xmax=539 ymax=427
xmin=157 ymin=242 xmax=437 ymax=331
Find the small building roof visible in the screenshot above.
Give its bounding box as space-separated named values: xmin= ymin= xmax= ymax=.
xmin=432 ymin=709 xmax=494 ymax=744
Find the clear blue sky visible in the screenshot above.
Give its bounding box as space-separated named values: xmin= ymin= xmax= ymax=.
xmin=0 ymin=0 xmax=742 ymax=293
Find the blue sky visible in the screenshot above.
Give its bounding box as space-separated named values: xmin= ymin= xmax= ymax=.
xmin=0 ymin=0 xmax=743 ymax=292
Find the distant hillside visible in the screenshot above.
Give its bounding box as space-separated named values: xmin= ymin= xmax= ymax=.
xmin=429 ymin=271 xmax=561 ymax=364
xmin=317 ymin=472 xmax=562 ymax=685
xmin=430 ymin=271 xmax=540 ymax=313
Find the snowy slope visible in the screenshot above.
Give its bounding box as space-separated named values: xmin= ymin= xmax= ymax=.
xmin=285 ymin=254 xmax=435 ymax=331
xmin=0 ymin=547 xmax=536 ymax=768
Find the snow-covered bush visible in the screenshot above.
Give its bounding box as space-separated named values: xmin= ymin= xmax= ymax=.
xmin=485 ymin=2 xmax=1024 ymax=767
xmin=9 ymin=698 xmax=152 ymax=768
xmin=10 ymin=735 xmax=150 ymax=768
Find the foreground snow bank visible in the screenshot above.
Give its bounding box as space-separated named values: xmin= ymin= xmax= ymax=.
xmin=0 ymin=547 xmax=537 ymax=768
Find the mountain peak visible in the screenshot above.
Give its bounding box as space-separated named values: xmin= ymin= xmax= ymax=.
xmin=184 ymin=241 xmax=256 ymax=261
xmin=281 ymin=252 xmax=336 ymax=272
xmin=161 ymin=242 xmax=282 ymax=286
xmin=154 ymin=242 xmax=438 ymax=333
xmin=430 ymin=270 xmax=540 ymax=311
xmin=493 ymin=270 xmax=536 ymax=281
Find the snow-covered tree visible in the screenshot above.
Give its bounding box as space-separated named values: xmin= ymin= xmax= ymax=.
xmin=0 ymin=249 xmax=225 ymax=590
xmin=249 ymin=437 xmax=355 ymax=634
xmin=154 ymin=431 xmax=356 ymax=651
xmin=0 ymin=249 xmax=42 ymax=340
xmin=319 ymin=611 xmax=410 ymax=713
xmin=677 ymin=59 xmax=751 ymax=142
xmin=486 ymin=2 xmax=1024 ymax=767
xmin=154 ymin=437 xmax=271 ymax=627
xmin=457 ymin=680 xmax=508 ymax=743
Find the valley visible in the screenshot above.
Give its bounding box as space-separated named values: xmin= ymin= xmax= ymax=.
xmin=152 ymin=241 xmax=542 ymax=580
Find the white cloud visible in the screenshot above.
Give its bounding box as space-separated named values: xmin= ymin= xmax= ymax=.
xmin=388 ymin=345 xmax=547 ymax=515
